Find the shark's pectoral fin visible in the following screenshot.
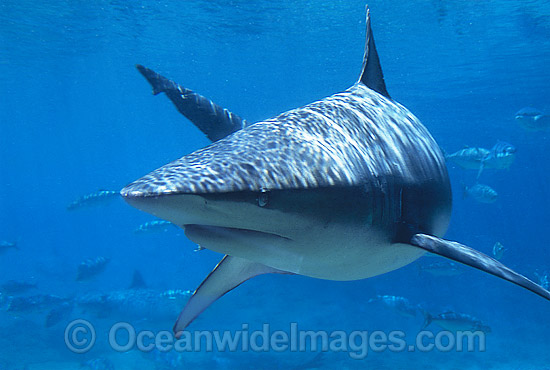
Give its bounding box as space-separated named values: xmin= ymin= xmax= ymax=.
xmin=173 ymin=255 xmax=291 ymax=336
xmin=136 ymin=64 xmax=248 ymax=142
xmin=410 ymin=234 xmax=550 ymax=301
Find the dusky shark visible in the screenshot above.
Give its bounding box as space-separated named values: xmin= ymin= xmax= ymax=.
xmin=121 ymin=9 xmax=550 ymax=336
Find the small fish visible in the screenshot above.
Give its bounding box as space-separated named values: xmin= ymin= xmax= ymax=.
xmin=534 ymin=272 xmax=549 ymax=290
xmin=483 ymin=141 xmax=516 ymax=171
xmin=67 ymin=190 xmax=119 ymax=211
xmin=418 ymin=261 xmax=462 ymax=276
xmin=462 ymin=183 xmax=498 ymax=204
xmin=4 ymin=294 xmax=68 ymax=313
xmin=445 ymin=141 xmax=516 ymax=177
xmin=368 ymin=295 xmax=418 ymax=318
xmin=45 ymin=301 xmax=73 ymax=328
xmin=515 ymin=107 xmax=550 ymax=131
xmin=0 ymin=240 xmax=18 ymax=254
xmin=492 ymin=242 xmax=506 ymax=260
xmin=81 ymin=357 xmax=115 ymax=370
xmin=160 ymin=289 xmax=193 ymax=300
xmin=134 ymin=220 xmax=175 ymax=234
xmin=77 ymin=289 xmax=192 ymax=321
xmin=445 ymin=146 xmax=491 ymax=170
xmin=76 ymin=256 xmax=110 ymax=281
xmin=1 ymin=280 xmax=38 ymax=295
xmin=423 ymin=311 xmax=491 ymax=332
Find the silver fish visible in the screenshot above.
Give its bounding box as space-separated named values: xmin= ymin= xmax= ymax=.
xmin=483 ymin=141 xmax=516 ymax=171
xmin=368 ymin=295 xmax=418 ymax=318
xmin=134 ymin=220 xmax=176 ymax=234
xmin=516 ymin=107 xmax=550 ymax=131
xmin=1 ymin=280 xmax=37 ymax=295
xmin=445 ymin=146 xmax=491 ymax=170
xmin=77 ymin=289 xmax=191 ymax=322
xmin=67 ymin=190 xmax=119 ymax=211
xmin=3 ymin=294 xmax=68 ymax=313
xmin=446 ymin=141 xmax=516 ymax=178
xmin=45 ymin=301 xmax=73 ymax=328
xmin=76 ymin=256 xmax=110 ymax=281
xmin=0 ymin=240 xmax=18 ymax=254
xmin=463 ymin=183 xmax=498 ymax=204
xmin=423 ymin=311 xmax=491 ymax=333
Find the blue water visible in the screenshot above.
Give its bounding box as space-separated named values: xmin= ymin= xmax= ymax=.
xmin=1 ymin=1 xmax=549 ymax=369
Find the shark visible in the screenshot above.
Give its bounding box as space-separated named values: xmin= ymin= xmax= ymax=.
xmin=121 ymin=9 xmax=550 ymax=336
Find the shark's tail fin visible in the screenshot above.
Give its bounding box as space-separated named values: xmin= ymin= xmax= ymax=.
xmin=136 ymin=64 xmax=248 ymax=142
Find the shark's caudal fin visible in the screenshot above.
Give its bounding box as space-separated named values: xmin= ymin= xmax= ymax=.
xmin=136 ymin=64 xmax=248 ymax=142
xmin=410 ymin=234 xmax=550 ymax=301
xmin=358 ymin=8 xmax=390 ymax=99
xmin=173 ymin=255 xmax=292 ymax=336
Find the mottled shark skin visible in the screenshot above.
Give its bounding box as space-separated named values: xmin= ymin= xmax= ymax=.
xmin=121 ymin=9 xmax=550 ymax=336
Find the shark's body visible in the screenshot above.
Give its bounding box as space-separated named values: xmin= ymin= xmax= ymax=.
xmin=122 ymin=9 xmax=550 ymax=335
xmin=124 ymin=81 xmax=451 ymax=281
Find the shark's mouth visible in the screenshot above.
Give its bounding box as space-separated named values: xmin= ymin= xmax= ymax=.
xmin=183 ymin=224 xmax=292 ymax=246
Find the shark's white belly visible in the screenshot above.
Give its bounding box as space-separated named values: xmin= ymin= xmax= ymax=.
xmin=127 ymin=192 xmax=429 ymax=281
xmin=185 ymin=222 xmax=426 ymax=281
xmin=167 ymin=194 xmax=427 ymax=281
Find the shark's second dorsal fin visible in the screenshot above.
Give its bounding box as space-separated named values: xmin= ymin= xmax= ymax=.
xmin=358 ymin=8 xmax=390 ymax=99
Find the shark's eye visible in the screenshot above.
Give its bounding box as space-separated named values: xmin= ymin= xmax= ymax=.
xmin=258 ymin=189 xmax=269 ymax=207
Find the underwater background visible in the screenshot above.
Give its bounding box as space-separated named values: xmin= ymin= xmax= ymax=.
xmin=1 ymin=0 xmax=549 ymax=369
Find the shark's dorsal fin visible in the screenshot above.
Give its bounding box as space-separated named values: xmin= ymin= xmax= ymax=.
xmin=358 ymin=8 xmax=390 ymax=99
